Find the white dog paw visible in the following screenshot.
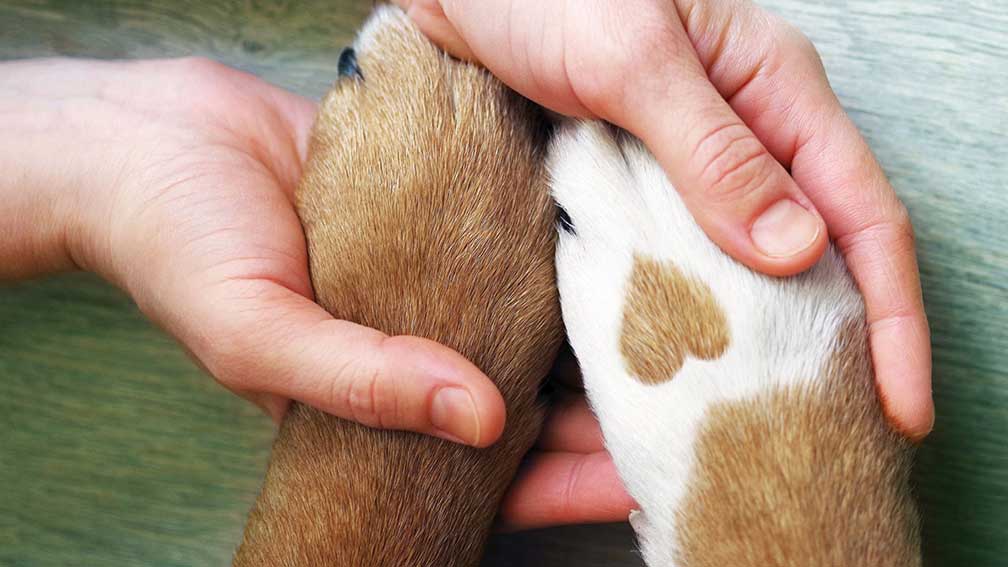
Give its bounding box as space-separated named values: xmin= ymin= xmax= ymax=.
xmin=548 ymin=121 xmax=918 ymax=566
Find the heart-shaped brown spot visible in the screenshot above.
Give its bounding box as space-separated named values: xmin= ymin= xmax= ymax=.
xmin=620 ymin=255 xmax=729 ymax=384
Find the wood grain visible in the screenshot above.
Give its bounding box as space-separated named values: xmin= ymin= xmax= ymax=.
xmin=1 ymin=1 xmax=1005 ymax=566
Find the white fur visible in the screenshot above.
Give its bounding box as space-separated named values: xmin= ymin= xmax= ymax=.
xmin=355 ymin=4 xmax=411 ymax=53
xmin=548 ymin=122 xmax=864 ymax=566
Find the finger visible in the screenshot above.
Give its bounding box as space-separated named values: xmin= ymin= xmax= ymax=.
xmin=176 ymin=279 xmax=507 ymax=447
xmin=674 ymin=0 xmax=933 ymax=438
xmin=797 ymin=112 xmax=933 ymax=440
xmin=391 ymin=0 xmax=476 ymax=61
xmin=848 ymin=224 xmax=932 ymax=442
xmin=414 ymin=0 xmax=594 ymax=117
xmin=400 ymin=1 xmax=930 ymax=434
xmin=536 ymin=396 xmax=604 ymax=453
xmin=498 ymin=451 xmax=636 ymax=531
xmin=189 ymin=58 xmax=319 ymax=191
xmin=424 ymin=0 xmax=826 ymax=275
xmin=261 ymin=86 xmax=318 ymax=170
xmin=604 ymin=3 xmax=828 ymax=276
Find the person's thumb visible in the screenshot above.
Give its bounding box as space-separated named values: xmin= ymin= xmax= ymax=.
xmin=393 ymin=0 xmax=828 ymax=276
xmin=169 ymin=278 xmax=506 ymax=447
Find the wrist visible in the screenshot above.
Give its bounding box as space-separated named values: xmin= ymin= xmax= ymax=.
xmin=0 ymin=59 xmax=135 ymax=284
xmin=0 ymin=113 xmax=83 ymax=279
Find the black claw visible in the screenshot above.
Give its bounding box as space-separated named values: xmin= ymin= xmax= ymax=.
xmin=337 ymin=47 xmax=363 ymax=80
xmin=556 ymin=205 xmax=576 ymax=235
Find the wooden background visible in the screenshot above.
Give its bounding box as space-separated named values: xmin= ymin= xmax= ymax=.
xmin=1 ymin=1 xmax=1004 ymax=565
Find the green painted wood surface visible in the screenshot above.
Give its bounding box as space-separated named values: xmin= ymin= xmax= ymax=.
xmin=0 ymin=1 xmax=1004 ymax=565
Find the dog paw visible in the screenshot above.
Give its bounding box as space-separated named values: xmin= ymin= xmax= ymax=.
xmin=546 ymin=121 xmax=895 ymax=566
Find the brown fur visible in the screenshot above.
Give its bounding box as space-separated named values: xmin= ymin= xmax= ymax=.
xmin=233 ymin=10 xmax=562 ymax=567
xmin=620 ymin=255 xmax=729 ymax=384
xmin=676 ymin=318 xmax=921 ymax=567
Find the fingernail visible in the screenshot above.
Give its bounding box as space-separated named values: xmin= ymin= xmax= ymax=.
xmin=431 ymin=387 xmax=481 ymax=445
xmin=751 ymin=199 xmax=822 ymax=258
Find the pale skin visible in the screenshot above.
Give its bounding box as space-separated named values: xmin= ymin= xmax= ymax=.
xmin=0 ymin=0 xmax=931 ymax=530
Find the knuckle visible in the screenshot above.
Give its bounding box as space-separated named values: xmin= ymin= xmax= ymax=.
xmin=339 ymin=362 xmax=395 ymax=429
xmin=694 ymin=123 xmax=779 ymax=202
xmin=176 ymin=55 xmax=226 ymax=77
xmin=775 ymin=21 xmax=823 ymax=66
xmin=889 ymin=204 xmax=917 ymax=246
xmin=890 ymin=202 xmax=913 ymax=230
xmin=559 ymin=453 xmax=591 ymax=519
xmin=860 ymin=205 xmax=916 ymax=251
xmin=840 ymin=211 xmax=917 ymax=259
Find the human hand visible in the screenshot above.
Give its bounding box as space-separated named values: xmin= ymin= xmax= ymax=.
xmin=0 ymin=57 xmax=508 ymax=445
xmin=393 ymin=0 xmax=934 ymax=526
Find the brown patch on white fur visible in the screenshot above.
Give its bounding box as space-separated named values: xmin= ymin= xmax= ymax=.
xmin=233 ymin=9 xmax=562 ymax=567
xmin=620 ymin=255 xmax=729 ymax=384
xmin=675 ymin=318 xmax=921 ymax=566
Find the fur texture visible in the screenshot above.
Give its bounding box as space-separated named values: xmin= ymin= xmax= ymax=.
xmin=550 ymin=122 xmax=921 ymax=566
xmin=621 ymin=255 xmax=730 ymax=384
xmin=234 ymin=7 xmax=562 ymax=566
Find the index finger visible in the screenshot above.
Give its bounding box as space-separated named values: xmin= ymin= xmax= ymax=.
xmin=498 ymin=450 xmax=635 ymax=531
